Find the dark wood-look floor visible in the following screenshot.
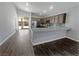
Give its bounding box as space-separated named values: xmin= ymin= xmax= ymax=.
xmin=0 ymin=30 xmax=34 ymax=56
xmin=33 ymin=38 xmax=79 ymax=56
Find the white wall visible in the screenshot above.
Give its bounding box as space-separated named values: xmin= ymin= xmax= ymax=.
xmin=17 ymin=9 xmax=30 ymax=17
xmin=65 ymin=6 xmax=79 ymax=42
xmin=0 ymin=3 xmax=17 ymax=44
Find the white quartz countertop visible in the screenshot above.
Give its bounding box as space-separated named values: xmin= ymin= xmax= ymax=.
xmin=32 ymin=25 xmax=71 ymax=32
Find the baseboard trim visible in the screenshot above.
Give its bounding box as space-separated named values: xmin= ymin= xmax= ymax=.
xmin=0 ymin=31 xmax=16 ymax=46
xmin=33 ymin=36 xmax=79 ymax=46
xmin=66 ymin=36 xmax=79 ymax=42
xmin=33 ymin=36 xmax=66 ymax=46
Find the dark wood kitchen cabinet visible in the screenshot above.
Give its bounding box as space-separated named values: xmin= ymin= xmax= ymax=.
xmin=50 ymin=13 xmax=66 ymax=24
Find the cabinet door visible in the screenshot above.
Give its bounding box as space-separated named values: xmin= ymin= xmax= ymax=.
xmin=46 ymin=17 xmax=50 ymax=21
xmin=54 ymin=15 xmax=59 ymax=24
xmin=58 ymin=14 xmax=64 ymax=24
xmin=50 ymin=16 xmax=54 ymax=24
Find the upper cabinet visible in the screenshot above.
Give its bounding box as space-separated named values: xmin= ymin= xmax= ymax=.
xmin=50 ymin=16 xmax=54 ymax=24
xmin=58 ymin=14 xmax=64 ymax=24
xmin=49 ymin=13 xmax=66 ymax=24
xmin=54 ymin=15 xmax=59 ymax=24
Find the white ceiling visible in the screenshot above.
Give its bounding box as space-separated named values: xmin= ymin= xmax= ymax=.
xmin=14 ymin=2 xmax=79 ymax=17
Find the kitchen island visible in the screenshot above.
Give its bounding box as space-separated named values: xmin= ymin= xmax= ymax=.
xmin=32 ymin=25 xmax=70 ymax=45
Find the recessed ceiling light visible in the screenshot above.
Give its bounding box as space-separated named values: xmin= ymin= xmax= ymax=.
xmin=49 ymin=6 xmax=53 ymax=10
xmin=43 ymin=10 xmax=46 ymax=13
xmin=26 ymin=2 xmax=29 ymax=6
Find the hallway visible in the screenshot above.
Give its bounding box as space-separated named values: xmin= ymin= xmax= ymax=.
xmin=0 ymin=30 xmax=34 ymax=56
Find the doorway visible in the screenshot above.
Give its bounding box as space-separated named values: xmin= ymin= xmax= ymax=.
xmin=18 ymin=17 xmax=29 ymax=30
